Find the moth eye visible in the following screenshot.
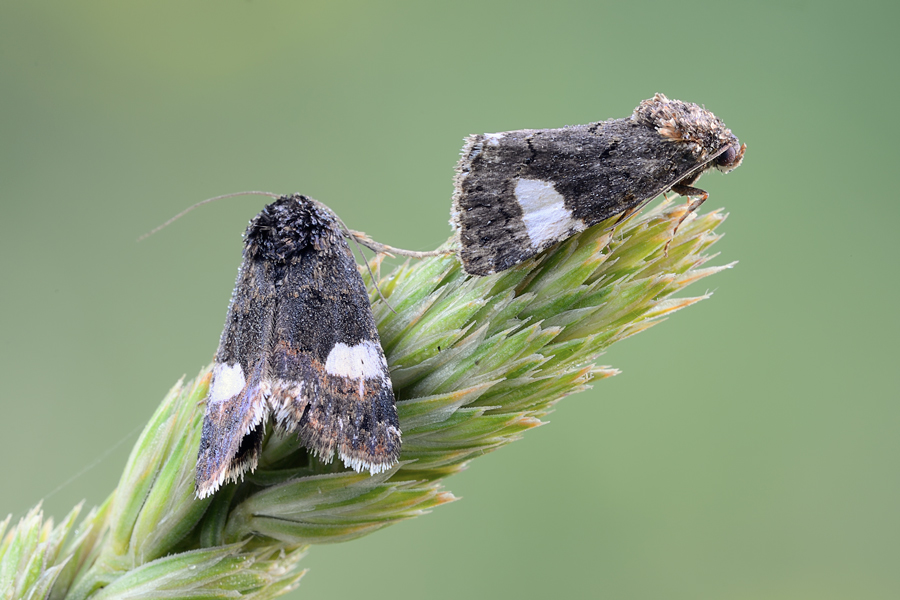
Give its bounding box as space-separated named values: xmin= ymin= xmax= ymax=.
xmin=717 ymin=145 xmax=737 ymax=167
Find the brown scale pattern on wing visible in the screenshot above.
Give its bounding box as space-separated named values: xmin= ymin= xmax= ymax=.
xmin=267 ymin=342 xmax=400 ymax=472
xmin=195 ymin=365 xmax=269 ymax=498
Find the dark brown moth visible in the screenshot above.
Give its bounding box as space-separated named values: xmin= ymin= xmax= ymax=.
xmin=451 ymin=93 xmax=745 ymax=276
xmin=195 ymin=194 xmax=400 ymax=499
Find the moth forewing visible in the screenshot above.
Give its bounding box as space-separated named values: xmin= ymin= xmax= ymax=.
xmin=195 ymin=194 xmax=400 ymax=499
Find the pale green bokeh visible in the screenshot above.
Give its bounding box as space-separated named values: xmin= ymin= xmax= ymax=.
xmin=1 ymin=1 xmax=897 ymax=599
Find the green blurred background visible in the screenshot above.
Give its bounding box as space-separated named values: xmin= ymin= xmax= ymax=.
xmin=2 ymin=1 xmax=897 ymax=598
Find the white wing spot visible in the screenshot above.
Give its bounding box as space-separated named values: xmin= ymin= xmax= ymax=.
xmin=514 ymin=178 xmax=585 ymax=249
xmin=209 ymin=362 xmax=246 ymax=404
xmin=324 ymin=340 xmax=385 ymax=381
xmin=484 ymin=132 xmax=505 ymax=146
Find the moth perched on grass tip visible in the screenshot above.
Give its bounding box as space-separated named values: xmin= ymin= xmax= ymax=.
xmin=451 ymin=93 xmax=745 ymax=276
xmin=196 ymin=194 xmax=401 ymax=499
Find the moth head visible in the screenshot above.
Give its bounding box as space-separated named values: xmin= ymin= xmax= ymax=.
xmin=245 ymin=194 xmax=342 ymax=262
xmin=633 ymin=94 xmax=744 ymax=172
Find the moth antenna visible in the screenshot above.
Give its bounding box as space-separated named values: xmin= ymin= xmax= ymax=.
xmin=35 ymin=423 xmax=144 ymax=507
xmin=604 ymin=144 xmax=724 ymax=242
xmin=318 ymin=205 xmax=397 ymax=314
xmin=342 ymin=223 xmax=398 ymax=315
xmin=137 ymin=190 xmax=280 ymax=241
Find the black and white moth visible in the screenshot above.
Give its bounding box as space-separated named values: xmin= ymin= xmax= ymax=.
xmin=195 ymin=194 xmax=400 ymax=499
xmin=451 ymin=93 xmax=745 ymax=276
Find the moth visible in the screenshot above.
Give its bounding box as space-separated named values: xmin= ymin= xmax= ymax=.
xmin=195 ymin=194 xmax=402 ymax=499
xmin=451 ymin=93 xmax=745 ymax=276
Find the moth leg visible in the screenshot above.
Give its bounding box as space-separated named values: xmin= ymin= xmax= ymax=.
xmin=671 ymin=184 xmax=709 ymax=204
xmin=603 ymin=203 xmax=643 ymax=247
xmin=664 ymin=184 xmax=709 ymax=255
xmin=346 ymin=229 xmax=451 ymax=259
